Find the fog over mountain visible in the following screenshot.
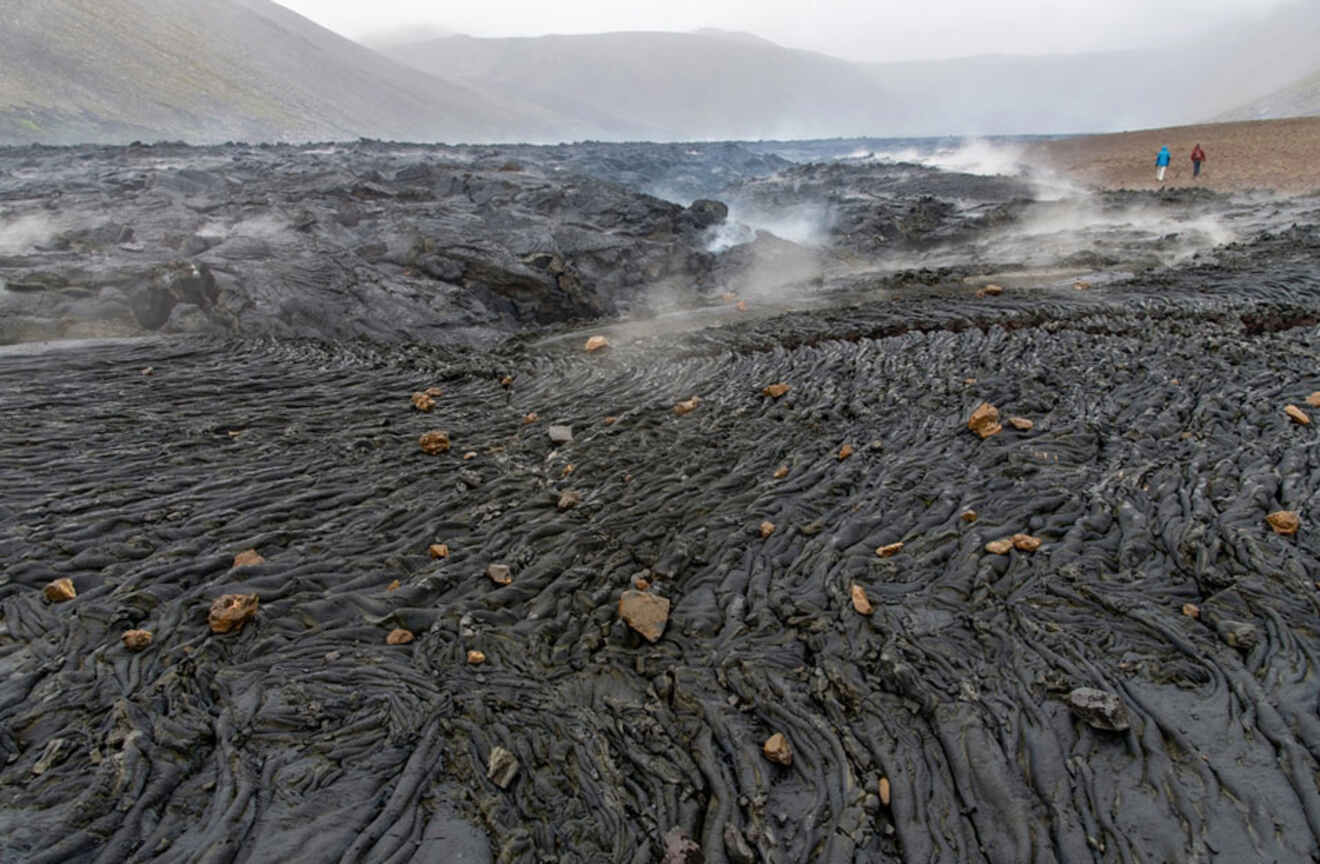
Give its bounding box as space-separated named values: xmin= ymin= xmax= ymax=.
xmin=0 ymin=0 xmax=1317 ymax=145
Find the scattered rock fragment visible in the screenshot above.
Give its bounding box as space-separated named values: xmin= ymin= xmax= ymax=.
xmin=673 ymin=397 xmax=701 ymax=416
xmin=773 ymin=465 xmax=789 ymax=479
xmin=985 ymin=538 xmax=1014 ymax=555
xmin=548 ymin=425 xmax=573 ymax=444
xmin=1285 ymin=404 xmax=1311 ymax=425
xmin=562 ymin=464 xmax=575 ymax=476
xmin=663 ymin=828 xmax=702 ymax=864
xmin=878 ymin=776 xmax=891 ymax=806
xmin=429 ymin=543 xmax=450 ymax=559
xmin=851 ymin=583 xmax=874 ymax=616
xmin=1012 ymin=533 xmax=1042 ymax=552
xmin=141 ymin=366 xmax=154 ymax=376
xmin=122 ymin=629 xmax=152 ymax=651
xmin=43 ymin=578 xmax=76 ymax=603
xmin=232 ymin=548 xmax=264 ymax=568
xmin=467 ymin=649 xmax=486 ymax=665
xmin=1182 ymin=603 xmax=1200 ymax=619
xmin=763 ymin=383 xmax=790 ymax=399
xmin=557 ymin=490 xmax=582 ymax=510
xmin=876 ymin=542 xmax=903 ymax=558
xmin=463 ymin=451 xmax=477 ymax=460
xmin=838 ymin=443 xmax=854 ymax=461
xmin=459 ymin=469 xmax=483 ymax=489
xmin=488 ymin=746 xmax=520 ymax=788
xmin=720 ymin=292 xmax=738 ymax=303
xmin=209 ymin=594 xmax=258 ymax=634
xmin=523 ymin=412 xmax=539 ymax=424
xmin=423 ymin=386 xmax=444 ymax=398
xmin=983 ymin=283 xmax=1004 ymax=296
xmin=1218 ymin=620 xmax=1258 ymax=650
xmin=487 ymin=563 xmax=512 ymax=585
xmin=633 ymin=574 xmax=651 ymax=590
xmin=1074 ymin=281 xmax=1090 ymax=291
xmin=1267 ymin=510 xmax=1300 ymax=535
xmin=1066 ymin=687 xmax=1130 ymax=731
xmin=1308 ymin=392 xmax=1320 ymax=408
xmin=500 ymin=376 xmax=513 ymax=389
xmin=968 ymin=402 xmax=1002 ymax=438
xmin=386 ymin=628 xmax=414 ymax=645
xmin=736 ymin=300 xmax=748 ymax=312
xmin=387 ymin=579 xmax=400 ymax=591
xmin=618 ymin=589 xmax=670 ymax=642
xmin=585 ymin=335 xmax=610 ymax=353
xmin=1008 ymin=416 xmax=1034 ymax=431
xmin=604 ymin=416 xmax=617 ymax=425
xmin=961 ymin=510 xmax=978 ymax=523
xmin=760 ymin=520 xmax=776 ymax=538
xmin=410 ymin=391 xmax=435 ymax=412
xmin=763 ymin=732 xmax=792 ymax=766
xmin=418 ymin=430 xmax=450 ymax=454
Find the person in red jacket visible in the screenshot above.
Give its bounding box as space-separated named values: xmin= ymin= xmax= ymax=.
xmin=1191 ymin=144 xmax=1206 ymax=178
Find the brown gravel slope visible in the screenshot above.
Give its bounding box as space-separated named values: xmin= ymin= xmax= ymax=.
xmin=1028 ymin=116 xmax=1320 ymax=194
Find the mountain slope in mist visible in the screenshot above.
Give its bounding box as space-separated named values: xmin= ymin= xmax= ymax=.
xmin=1217 ymin=66 xmax=1320 ymax=122
xmin=0 ymin=0 xmax=560 ymax=145
xmin=381 ymin=30 xmax=908 ymax=140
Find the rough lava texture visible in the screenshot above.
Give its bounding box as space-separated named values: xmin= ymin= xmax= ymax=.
xmin=4 ymin=139 xmax=1320 ymax=863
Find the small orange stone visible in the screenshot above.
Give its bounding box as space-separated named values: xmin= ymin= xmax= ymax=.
xmin=1307 ymin=392 xmax=1320 ymax=408
xmin=984 ymin=283 xmax=1004 ymax=295
xmin=674 ymin=397 xmax=701 ymax=416
xmin=1267 ymin=510 xmax=1300 ymax=535
xmin=760 ymin=521 xmax=776 ymax=538
xmin=467 ymin=649 xmax=486 ymax=665
xmin=763 ymin=732 xmax=792 ymax=765
xmin=878 ymin=776 xmax=892 ymax=806
xmin=633 ymin=575 xmax=651 ymax=591
xmin=876 ymin=542 xmax=903 ymax=558
xmin=604 ymin=416 xmax=618 ymax=425
xmin=851 ymin=583 xmax=874 ymax=616
xmin=1182 ymin=603 xmax=1200 ymax=619
xmin=424 ymin=386 xmax=444 ymax=398
xmin=968 ymin=402 xmax=1002 ymax=439
xmin=985 ymin=538 xmax=1014 ymax=555
xmin=961 ymin=510 xmax=978 ymax=523
xmin=524 ymin=412 xmax=539 ymax=424
xmin=386 ymin=628 xmax=414 ymax=645
xmin=763 ymin=383 xmax=790 ymax=399
xmin=773 ymin=465 xmax=789 ymax=479
xmin=209 ymin=594 xmax=259 ymax=634
xmin=1012 ymin=533 xmax=1042 ymax=552
xmin=122 ymin=629 xmax=152 ymax=651
xmin=232 ymin=548 xmax=264 ymax=568
xmin=44 ymin=578 xmax=76 ymax=604
xmin=562 ymin=464 xmax=575 ymax=476
xmin=838 ymin=444 xmax=854 ymax=461
xmin=487 ymin=563 xmax=512 ymax=585
xmin=419 ymin=430 xmax=450 ymax=454
xmin=429 ymin=543 xmax=450 ymax=559
xmin=411 ymin=392 xmax=435 ymax=412
xmin=736 ymin=300 xmax=748 ymax=312
xmin=1286 ymin=404 xmax=1311 ymax=425
xmin=585 ymin=336 xmax=610 ymax=353
xmin=387 ymin=579 xmax=401 ymax=591
xmin=463 ymin=451 xmax=477 ymax=460
xmin=1008 ymin=416 xmax=1034 ymax=431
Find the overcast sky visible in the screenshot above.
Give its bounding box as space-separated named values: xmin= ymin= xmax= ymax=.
xmin=275 ymin=0 xmax=1296 ymax=62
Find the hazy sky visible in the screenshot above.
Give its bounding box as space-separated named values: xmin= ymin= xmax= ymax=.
xmin=276 ymin=0 xmax=1296 ymax=62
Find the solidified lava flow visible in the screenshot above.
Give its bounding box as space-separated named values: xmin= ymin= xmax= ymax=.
xmin=4 ymin=142 xmax=1320 ymax=863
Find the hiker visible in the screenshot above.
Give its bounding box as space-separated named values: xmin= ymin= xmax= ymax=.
xmin=1156 ymin=146 xmax=1171 ymax=182
xmin=1191 ymin=144 xmax=1206 ymax=178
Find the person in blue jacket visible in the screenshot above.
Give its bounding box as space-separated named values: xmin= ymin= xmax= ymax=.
xmin=1156 ymin=146 xmax=1172 ymax=182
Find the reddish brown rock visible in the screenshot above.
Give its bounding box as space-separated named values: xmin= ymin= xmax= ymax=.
xmin=983 ymin=283 xmax=1004 ymax=296
xmin=1008 ymin=416 xmax=1034 ymax=431
xmin=968 ymin=402 xmax=1002 ymax=439
xmin=523 ymin=412 xmax=539 ymax=424
xmin=557 ymin=490 xmax=582 ymax=510
xmin=759 ymin=520 xmax=776 ymax=538
xmin=985 ymin=538 xmax=1014 ymax=555
xmin=561 ymin=464 xmax=575 ymax=476
xmin=411 ymin=392 xmax=435 ymax=412
xmin=851 ymin=583 xmax=874 ymax=616
xmin=878 ymin=776 xmax=892 ymax=807
xmin=424 ymin=386 xmax=444 ymax=398
xmin=604 ymin=416 xmax=618 ymax=426
xmin=418 ymin=430 xmax=450 ymax=454
xmin=1286 ymin=404 xmax=1311 ymax=425
xmin=585 ymin=335 xmax=610 ymax=353
xmin=618 ymin=589 xmax=670 ymax=642
xmin=387 ymin=579 xmax=401 ymax=591
xmin=43 ymin=578 xmax=76 ymax=603
xmin=763 ymin=383 xmax=791 ymax=399
xmin=1182 ymin=603 xmax=1200 ymax=619
xmin=763 ymin=732 xmax=792 ymax=766
xmin=386 ymin=628 xmax=414 ymax=645
xmin=487 ymin=564 xmax=513 ymax=585
xmin=232 ymin=548 xmax=264 ymax=568
xmin=736 ymin=300 xmax=748 ymax=312
xmin=429 ymin=543 xmax=450 ymax=559
xmin=961 ymin=510 xmax=979 ymax=523
xmin=875 ymin=542 xmax=903 ymax=558
xmin=838 ymin=443 xmax=854 ymax=461
xmin=467 ymin=649 xmax=486 ymax=665
xmin=1073 ymin=281 xmax=1091 ymax=291
xmin=463 ymin=451 xmax=478 ymax=460
xmin=673 ymin=396 xmax=701 ymax=416
xmin=1308 ymin=392 xmax=1320 ymax=408
xmin=1267 ymin=510 xmax=1300 ymax=535
xmin=773 ymin=465 xmax=789 ymax=479
xmin=1012 ymin=533 xmax=1043 ymax=552
xmin=209 ymin=594 xmax=259 ymax=634
xmin=122 ymin=629 xmax=152 ymax=651
xmin=500 ymin=376 xmax=514 ymax=389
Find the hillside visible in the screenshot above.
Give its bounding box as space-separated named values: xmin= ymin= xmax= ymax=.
xmin=0 ymin=0 xmax=560 ymax=145
xmin=1219 ymin=67 xmax=1320 ymax=122
xmin=381 ymin=31 xmax=909 ymax=141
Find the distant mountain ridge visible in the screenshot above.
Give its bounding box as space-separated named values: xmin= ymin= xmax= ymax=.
xmin=1218 ymin=66 xmax=1320 ymax=122
xmin=0 ymin=0 xmax=563 ymax=145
